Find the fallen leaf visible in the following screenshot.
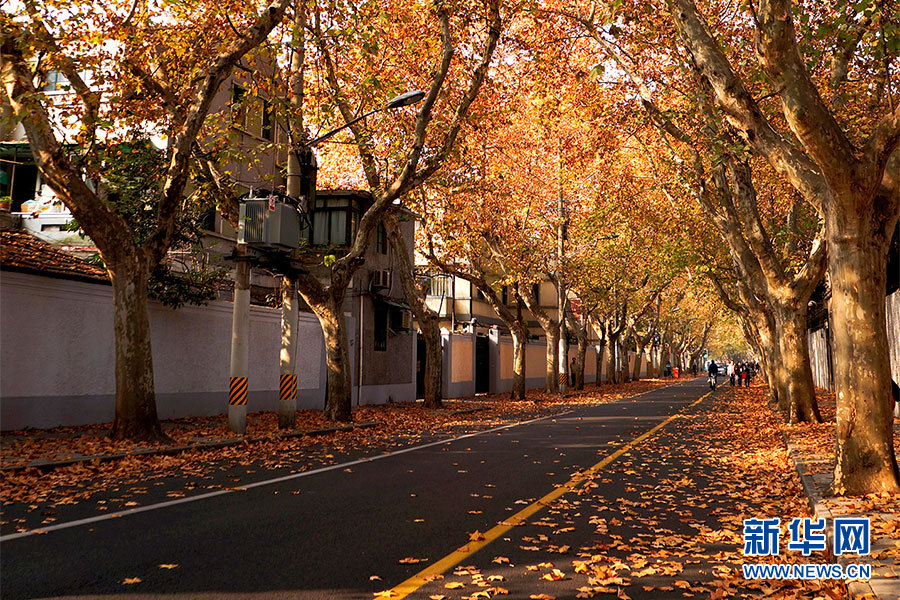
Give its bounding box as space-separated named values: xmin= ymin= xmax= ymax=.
xmin=540 ymin=569 xmax=566 ymax=581
xmin=444 ymin=582 xmax=465 ymax=589
xmin=398 ymin=557 xmax=427 ymax=564
xmin=158 ymin=564 xmax=178 ymax=569
xmin=469 ymin=530 xmax=486 ymax=542
xmin=122 ymin=578 xmax=142 ymax=585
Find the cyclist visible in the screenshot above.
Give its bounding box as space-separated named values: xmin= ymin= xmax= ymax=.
xmin=707 ymin=360 xmax=719 ymax=389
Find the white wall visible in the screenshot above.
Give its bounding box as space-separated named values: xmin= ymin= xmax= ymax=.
xmin=807 ymin=328 xmax=831 ymax=389
xmin=1 ymin=271 xmax=332 ymax=429
xmin=887 ymin=291 xmax=900 ymax=385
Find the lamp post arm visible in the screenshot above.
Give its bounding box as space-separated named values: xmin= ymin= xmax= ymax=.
xmin=304 ymin=107 xmax=382 ymax=148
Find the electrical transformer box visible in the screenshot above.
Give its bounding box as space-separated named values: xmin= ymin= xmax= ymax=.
xmin=238 ymin=199 xmax=301 ymax=249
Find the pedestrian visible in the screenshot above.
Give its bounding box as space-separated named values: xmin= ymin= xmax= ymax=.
xmin=741 ymin=365 xmax=749 ymax=387
xmin=570 ymin=358 xmax=577 ymax=387
xmin=728 ymin=361 xmax=735 ymax=386
xmin=665 ymin=361 xmax=671 ymax=377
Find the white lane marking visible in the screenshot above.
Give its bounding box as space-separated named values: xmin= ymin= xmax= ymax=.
xmin=1 ymin=411 xmax=572 ymax=542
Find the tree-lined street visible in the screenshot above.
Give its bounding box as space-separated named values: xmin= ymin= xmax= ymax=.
xmin=2 ymin=0 xmax=899 ymax=596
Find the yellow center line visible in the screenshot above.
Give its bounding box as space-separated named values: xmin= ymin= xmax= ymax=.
xmin=389 ymin=390 xmax=712 ymax=598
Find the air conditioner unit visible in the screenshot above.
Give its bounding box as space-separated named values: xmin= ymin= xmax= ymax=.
xmin=238 ymin=199 xmax=300 ymax=249
xmin=371 ymin=269 xmax=391 ymax=290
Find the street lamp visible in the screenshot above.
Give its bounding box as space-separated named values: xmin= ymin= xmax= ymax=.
xmin=286 ymin=90 xmax=426 ymax=210
xmin=302 ymin=90 xmax=426 ymax=148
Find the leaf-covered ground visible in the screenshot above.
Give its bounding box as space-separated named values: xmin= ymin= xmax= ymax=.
xmin=407 ymin=385 xmax=853 ymax=600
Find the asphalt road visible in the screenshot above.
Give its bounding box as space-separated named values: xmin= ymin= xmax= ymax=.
xmin=1 ymin=379 xmax=715 ymax=599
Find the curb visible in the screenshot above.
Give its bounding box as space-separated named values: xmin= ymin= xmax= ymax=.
xmin=767 ymin=398 xmax=890 ymax=600
xmin=0 ymin=421 xmax=379 ymax=474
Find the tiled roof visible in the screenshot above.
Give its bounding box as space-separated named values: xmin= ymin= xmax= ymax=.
xmin=0 ymin=230 xmax=108 ymax=284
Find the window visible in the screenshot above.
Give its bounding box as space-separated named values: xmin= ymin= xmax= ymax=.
xmin=532 ymin=283 xmax=541 ymax=305
xmin=429 ymin=276 xmax=450 ymax=297
xmin=231 ymin=84 xmax=247 ymax=128
xmin=501 ymin=285 xmax=509 ymax=305
xmin=261 ymin=99 xmax=274 ymax=141
xmin=41 ymin=70 xmax=70 ymax=92
xmin=312 ymin=208 xmax=348 ymax=246
xmin=389 ymin=308 xmax=404 ymax=332
xmin=308 ymin=196 xmax=357 ymax=246
xmin=475 ymin=288 xmax=485 ymax=301
xmin=374 ymin=304 xmax=388 ymax=351
xmin=376 ymin=223 xmax=388 ymax=254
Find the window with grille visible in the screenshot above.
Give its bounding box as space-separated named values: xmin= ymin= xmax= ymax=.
xmin=376 ymin=223 xmax=388 ymax=254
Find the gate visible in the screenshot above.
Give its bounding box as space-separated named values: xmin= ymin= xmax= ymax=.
xmin=475 ymin=334 xmax=490 ymax=394
xmin=416 ymin=333 xmax=426 ymax=399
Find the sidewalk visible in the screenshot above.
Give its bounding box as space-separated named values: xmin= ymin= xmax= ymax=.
xmin=772 ymin=387 xmax=900 ymax=600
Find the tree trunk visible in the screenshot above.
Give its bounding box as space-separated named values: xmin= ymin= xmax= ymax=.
xmin=607 ymin=336 xmax=620 ymax=384
xmin=830 ymin=214 xmax=900 ymax=494
xmin=775 ymin=305 xmax=822 ymax=423
xmin=545 ymin=322 xmax=560 ymax=393
xmin=621 ymin=333 xmax=634 ymax=383
xmin=308 ymin=296 xmax=353 ymax=422
xmin=385 ymin=212 xmax=442 ymax=408
xmin=510 ymin=324 xmax=527 ymax=400
xmin=574 ymin=330 xmax=587 ymax=390
xmin=753 ymin=303 xmax=784 ymax=407
xmin=632 ymin=344 xmax=645 ymax=381
xmin=596 ymin=340 xmax=606 ymax=383
xmin=420 ymin=312 xmax=444 ymax=408
xmin=109 ymin=258 xmax=169 ymax=442
xmin=518 ymin=286 xmax=558 ymax=393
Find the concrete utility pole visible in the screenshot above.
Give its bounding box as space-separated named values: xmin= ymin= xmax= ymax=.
xmin=279 ymin=277 xmax=299 ymax=427
xmin=278 ymin=0 xmax=306 ymax=429
xmin=229 ymin=253 xmax=250 ymax=433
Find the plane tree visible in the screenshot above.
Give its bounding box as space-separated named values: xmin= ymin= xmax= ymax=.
xmin=292 ymin=0 xmax=503 ymax=421
xmin=664 ymin=0 xmax=900 ymax=492
xmin=1 ymin=0 xmax=294 ymax=440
